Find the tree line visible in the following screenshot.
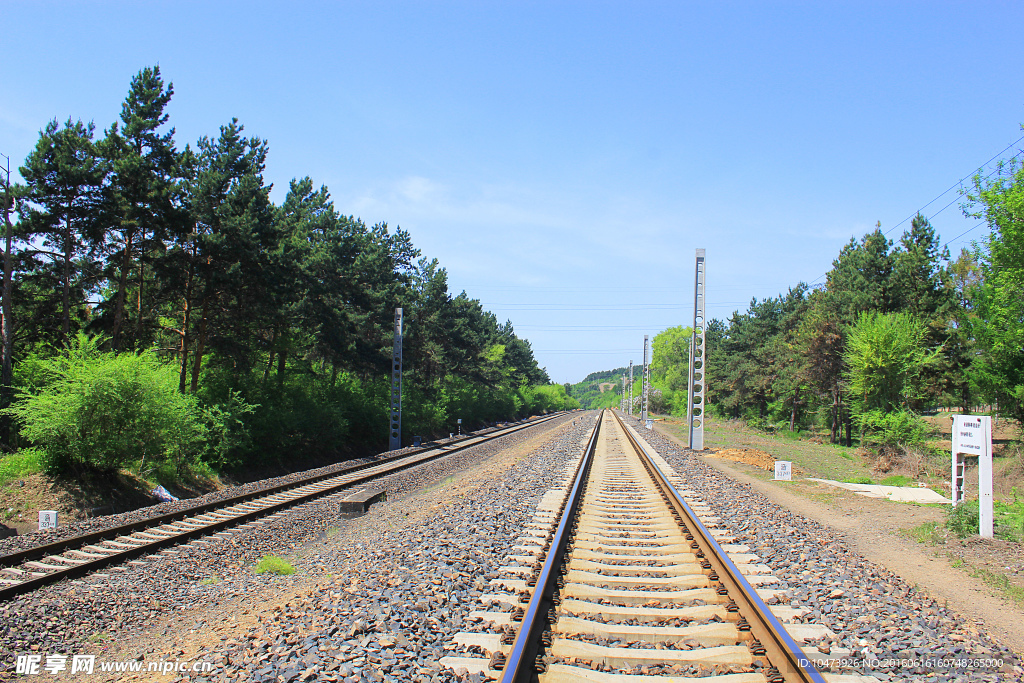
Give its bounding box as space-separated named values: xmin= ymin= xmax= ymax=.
xmin=641 ymin=147 xmax=1024 ymax=450
xmin=0 ymin=66 xmax=575 ymax=477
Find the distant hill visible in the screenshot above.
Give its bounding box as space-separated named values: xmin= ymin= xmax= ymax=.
xmin=570 ymin=366 xmax=633 ymax=409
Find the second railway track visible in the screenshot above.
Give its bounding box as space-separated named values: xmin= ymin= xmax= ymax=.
xmin=442 ymin=410 xmax=874 ymax=682
xmin=0 ymin=412 xmax=568 ymax=602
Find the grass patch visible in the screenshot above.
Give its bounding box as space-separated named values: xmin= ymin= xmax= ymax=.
xmin=0 ymin=448 xmax=44 ymax=486
xmin=900 ymin=521 xmax=944 ymax=545
xmin=198 ymin=575 xmax=221 ymax=586
xmin=842 ymin=476 xmax=874 ymax=485
xmin=995 ymin=489 xmax=1024 ymax=541
xmin=254 ymin=555 xmax=295 ymax=575
xmin=87 ymin=632 xmax=111 ymax=643
xmin=961 ymin=562 xmax=1024 ymax=608
xmin=880 ymin=475 xmax=912 ymax=487
xmin=419 ymin=475 xmax=455 ymax=495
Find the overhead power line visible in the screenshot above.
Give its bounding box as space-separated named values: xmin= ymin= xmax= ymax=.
xmin=881 ymin=133 xmax=1024 ymax=238
xmin=808 ymin=133 xmax=1024 ymax=286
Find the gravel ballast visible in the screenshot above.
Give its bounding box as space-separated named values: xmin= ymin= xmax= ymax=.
xmin=619 ymin=414 xmax=1022 ymax=682
xmin=0 ymin=412 xmax=587 ymax=679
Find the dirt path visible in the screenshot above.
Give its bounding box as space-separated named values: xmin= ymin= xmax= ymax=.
xmin=654 ymin=422 xmax=1024 ymax=658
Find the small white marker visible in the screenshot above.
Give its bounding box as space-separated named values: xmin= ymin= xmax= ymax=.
xmin=774 ymin=461 xmax=792 ymax=481
xmin=38 ymin=511 xmax=58 ymax=530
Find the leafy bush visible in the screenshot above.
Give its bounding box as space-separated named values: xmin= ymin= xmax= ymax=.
xmin=4 ymin=334 xmax=207 ymax=473
xmin=880 ymin=475 xmax=912 ymax=487
xmin=854 ymin=409 xmax=930 ymax=449
xmin=946 ymin=499 xmax=980 ymax=538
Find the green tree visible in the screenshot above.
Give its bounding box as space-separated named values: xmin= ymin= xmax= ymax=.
xmin=18 ymin=118 xmax=106 ymax=348
xmin=843 ymin=311 xmax=936 ymax=415
xmin=799 ymin=294 xmax=848 ymax=443
xmin=95 ymin=66 xmax=182 ymax=351
xmin=963 ymin=152 xmax=1024 ymax=424
xmin=181 ymin=119 xmax=275 ymax=391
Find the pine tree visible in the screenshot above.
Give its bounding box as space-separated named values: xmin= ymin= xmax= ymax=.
xmin=18 ymin=118 xmax=106 ymax=348
xmin=96 ymin=66 xmax=181 ymax=351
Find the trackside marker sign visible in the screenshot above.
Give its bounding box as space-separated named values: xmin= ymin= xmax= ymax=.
xmin=951 ymin=415 xmax=993 ymax=538
xmin=774 ymin=461 xmax=792 ymax=481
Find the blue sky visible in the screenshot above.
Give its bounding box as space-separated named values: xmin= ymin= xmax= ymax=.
xmin=2 ymin=1 xmax=1022 ymax=383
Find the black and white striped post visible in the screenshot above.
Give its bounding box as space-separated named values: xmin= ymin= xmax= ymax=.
xmin=389 ymin=307 xmax=403 ymax=451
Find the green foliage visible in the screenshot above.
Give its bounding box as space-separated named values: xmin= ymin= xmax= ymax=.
xmin=254 ymin=555 xmax=295 ymax=575
xmin=0 ymin=448 xmax=44 ymax=485
xmin=995 ymin=488 xmax=1024 ymax=541
xmin=844 ymin=311 xmax=937 ymax=414
xmin=2 ymin=66 xmax=560 ymax=469
xmin=522 ymin=384 xmax=579 ymax=413
xmin=651 ymin=326 xmax=692 ymax=393
xmin=963 ymin=152 xmax=1024 ymax=425
xmin=879 ymin=475 xmax=912 ymax=487
xmin=946 ymin=500 xmax=980 ymax=538
xmin=4 ymin=334 xmax=206 ymax=473
xmin=853 ymin=409 xmax=930 ymax=449
xmin=199 ymin=389 xmax=257 ymax=469
xmin=901 ymin=520 xmax=944 ymax=545
xmin=842 ymin=476 xmax=874 ymax=485
xmin=569 ymin=367 xmax=629 ymax=410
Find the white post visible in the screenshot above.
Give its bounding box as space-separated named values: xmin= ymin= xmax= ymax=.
xmin=628 ymin=361 xmax=633 ymax=415
xmin=687 ymin=249 xmax=706 ymax=450
xmin=979 ymin=417 xmax=993 ymax=539
xmin=641 ymin=336 xmax=649 ymax=421
xmin=952 ymin=415 xmax=993 ymax=538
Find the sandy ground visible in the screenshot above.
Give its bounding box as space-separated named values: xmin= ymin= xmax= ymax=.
xmin=653 ymin=422 xmax=1024 ymax=659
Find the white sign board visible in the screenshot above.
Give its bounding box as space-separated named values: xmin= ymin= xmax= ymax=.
xmin=774 ymin=460 xmax=792 ymax=481
xmin=954 ymin=416 xmax=988 ymax=455
xmin=645 ymin=419 xmax=653 ymax=430
xmin=951 ymin=415 xmax=993 ymax=539
xmin=38 ymin=511 xmax=58 ymax=531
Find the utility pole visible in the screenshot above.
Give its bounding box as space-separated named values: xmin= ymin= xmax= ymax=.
xmin=628 ymin=361 xmax=633 ymax=415
xmin=641 ymin=335 xmax=649 ymax=421
xmin=1 ymin=153 xmax=13 ymax=448
xmin=620 ymin=374 xmax=626 ymax=411
xmin=389 ymin=307 xmax=403 ymax=450
xmin=687 ymin=249 xmax=706 ymax=450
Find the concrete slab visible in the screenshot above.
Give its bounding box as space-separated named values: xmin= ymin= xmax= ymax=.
xmin=555 ymin=616 xmax=739 ymax=645
xmin=539 ymin=664 xmax=764 ymax=683
xmin=337 ymin=487 xmax=386 ymax=515
xmin=559 ymin=598 xmax=726 ymax=622
xmin=806 ymin=478 xmax=951 ymax=504
xmin=550 ymin=639 xmax=752 ymax=668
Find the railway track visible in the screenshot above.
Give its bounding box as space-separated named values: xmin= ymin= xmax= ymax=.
xmin=442 ymin=410 xmax=874 ymax=682
xmin=0 ymin=412 xmax=568 ymax=601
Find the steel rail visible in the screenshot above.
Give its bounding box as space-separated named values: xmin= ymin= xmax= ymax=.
xmin=612 ymin=410 xmax=826 ymax=683
xmin=500 ymin=413 xmax=601 ymax=683
xmin=0 ymin=411 xmax=570 ymax=601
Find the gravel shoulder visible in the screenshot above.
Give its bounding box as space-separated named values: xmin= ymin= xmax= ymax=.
xmin=653 ymin=420 xmax=1024 ymax=659
xmin=33 ymin=412 xmax=593 ymax=682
